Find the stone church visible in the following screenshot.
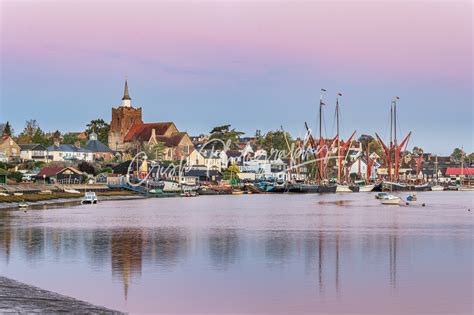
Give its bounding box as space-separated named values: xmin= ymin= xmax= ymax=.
xmin=108 ymin=81 xmax=194 ymax=160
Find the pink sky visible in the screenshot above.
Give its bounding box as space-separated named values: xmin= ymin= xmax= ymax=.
xmin=3 ymin=0 xmax=471 ymax=82
xmin=1 ymin=0 xmax=472 ymax=153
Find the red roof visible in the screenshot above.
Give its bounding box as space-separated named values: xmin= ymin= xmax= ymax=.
xmin=156 ymin=132 xmax=187 ymax=147
xmin=124 ymin=123 xmax=173 ymax=142
xmin=36 ymin=167 xmax=65 ymax=177
xmin=37 ymin=166 xmax=82 ymax=177
xmin=445 ymin=168 xmax=474 ymax=176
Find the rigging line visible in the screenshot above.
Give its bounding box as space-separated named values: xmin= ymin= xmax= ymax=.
xmin=331 ymin=104 xmax=337 ymax=137
xmin=397 ymin=114 xmax=404 ymax=143
xmin=383 ymin=107 xmax=391 ymax=143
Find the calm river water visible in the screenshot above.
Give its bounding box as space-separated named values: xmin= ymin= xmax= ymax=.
xmin=0 ymin=192 xmax=472 ymax=314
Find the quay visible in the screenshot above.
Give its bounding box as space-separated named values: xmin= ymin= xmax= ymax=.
xmin=0 ymin=276 xmax=122 ymax=314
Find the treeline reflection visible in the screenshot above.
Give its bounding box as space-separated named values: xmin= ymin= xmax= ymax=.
xmin=0 ymin=211 xmax=403 ymax=300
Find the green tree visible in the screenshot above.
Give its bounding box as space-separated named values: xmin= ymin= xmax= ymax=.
xmin=368 ymin=139 xmax=384 ymax=157
xmin=62 ymin=133 xmax=87 ymax=146
xmin=450 ymin=148 xmax=464 ymax=162
xmin=358 ymin=134 xmax=374 ymax=151
xmin=16 ymin=119 xmax=40 ymax=143
xmin=223 ymin=163 xmax=240 ymax=181
xmin=32 ymin=127 xmax=52 ymax=146
xmin=52 ymin=130 xmax=61 ymax=140
xmin=145 ymin=142 xmax=166 ymax=161
xmin=9 ymin=171 xmax=23 ymax=182
xmin=2 ymin=121 xmax=13 ymax=136
xmin=209 ymin=125 xmax=244 ymax=149
xmin=85 ymin=119 xmax=110 ymax=144
xmin=259 ymin=130 xmax=292 ymax=153
xmin=468 ymin=152 xmax=474 ymax=162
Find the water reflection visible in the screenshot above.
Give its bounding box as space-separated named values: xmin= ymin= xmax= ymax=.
xmin=0 ymin=193 xmax=471 ymax=314
xmin=208 ymin=228 xmax=239 ymax=270
xmin=0 ymin=216 xmax=405 ymax=299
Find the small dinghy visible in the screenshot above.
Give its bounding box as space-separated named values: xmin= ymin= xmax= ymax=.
xmin=380 ymin=194 xmax=401 ymax=205
xmin=375 ymin=192 xmax=389 ymax=199
xmin=18 ymin=201 xmax=29 ymax=209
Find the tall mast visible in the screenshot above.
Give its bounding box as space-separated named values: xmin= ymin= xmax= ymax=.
xmin=393 ymin=96 xmax=400 ymax=181
xmin=393 ymin=98 xmax=397 ymax=146
xmin=336 ymin=92 xmax=341 ymax=183
xmin=319 ymin=89 xmax=326 ymax=140
xmin=318 ymin=89 xmax=326 ymax=182
xmin=389 ymin=104 xmax=393 ymax=181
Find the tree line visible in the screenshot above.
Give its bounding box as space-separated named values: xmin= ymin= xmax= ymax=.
xmin=0 ymin=119 xmax=110 ymax=146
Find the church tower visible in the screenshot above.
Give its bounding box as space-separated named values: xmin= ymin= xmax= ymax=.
xmin=108 ymin=80 xmax=143 ymax=151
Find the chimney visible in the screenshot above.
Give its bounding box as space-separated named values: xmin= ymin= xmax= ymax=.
xmin=151 ymin=128 xmax=156 ymax=139
xmin=74 ymin=141 xmax=81 ymax=149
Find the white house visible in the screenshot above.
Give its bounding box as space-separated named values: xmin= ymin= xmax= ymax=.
xmin=19 ymin=144 xmax=51 ymax=162
xmin=47 ymin=141 xmax=94 ymax=162
xmin=186 ymin=149 xmax=227 ymax=172
xmin=240 ymin=155 xmax=288 ymax=180
xmin=348 ymin=157 xmax=380 ymax=180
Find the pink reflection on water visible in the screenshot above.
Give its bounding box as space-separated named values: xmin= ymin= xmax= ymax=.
xmin=0 ymin=191 xmax=472 ymax=314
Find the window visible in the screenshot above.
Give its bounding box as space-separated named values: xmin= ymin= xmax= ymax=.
xmin=130 ymin=117 xmax=133 ymax=125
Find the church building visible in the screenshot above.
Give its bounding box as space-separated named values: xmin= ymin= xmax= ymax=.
xmin=108 ymin=80 xmax=194 ymax=161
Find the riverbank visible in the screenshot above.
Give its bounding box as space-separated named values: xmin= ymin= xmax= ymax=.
xmin=0 ymin=276 xmax=123 ymax=313
xmin=0 ymin=191 xmax=143 ymax=210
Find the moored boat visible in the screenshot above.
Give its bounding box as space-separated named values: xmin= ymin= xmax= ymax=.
xmin=382 ymin=181 xmax=408 ymax=191
xmin=358 ymin=184 xmax=375 ymax=192
xmin=18 ymin=201 xmax=29 ymax=209
xmin=318 ymin=185 xmax=337 ymax=193
xmin=431 ymin=185 xmax=444 ymax=191
xmin=81 ymin=192 xmax=98 ymax=204
xmin=380 ymin=194 xmax=401 ymax=205
xmin=336 ymin=185 xmax=352 ymax=193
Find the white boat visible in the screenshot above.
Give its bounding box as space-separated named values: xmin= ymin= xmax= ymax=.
xmin=162 ymin=180 xmax=181 ymax=193
xmin=359 ymin=184 xmax=375 ymax=192
xmin=18 ymin=201 xmax=29 ymax=209
xmin=64 ymin=188 xmax=81 ymax=194
xmin=380 ymin=194 xmax=401 ymax=205
xmin=81 ymin=192 xmax=98 ymax=204
xmin=431 ymin=185 xmax=444 ymax=191
xmin=336 ymin=185 xmax=352 ymax=193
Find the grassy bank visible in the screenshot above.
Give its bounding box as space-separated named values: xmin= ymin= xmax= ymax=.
xmin=0 ymin=190 xmax=135 ymax=203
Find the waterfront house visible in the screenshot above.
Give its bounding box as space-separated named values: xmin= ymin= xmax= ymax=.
xmin=36 ymin=166 xmax=84 ymax=184
xmin=47 ymin=140 xmax=94 ymax=162
xmin=0 ymin=135 xmax=20 ymax=162
xmin=172 ymin=168 xmax=222 ymax=185
xmin=240 ymin=155 xmax=287 ymax=180
xmin=445 ymin=167 xmax=474 ymax=185
xmin=186 ymin=149 xmax=226 ymax=172
xmin=19 ymin=144 xmax=51 ymax=162
xmin=84 ymin=132 xmax=115 ymax=161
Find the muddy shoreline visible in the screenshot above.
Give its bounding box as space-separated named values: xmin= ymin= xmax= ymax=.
xmin=0 ymin=194 xmax=145 ymax=211
xmin=0 ymin=276 xmax=123 ymax=313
